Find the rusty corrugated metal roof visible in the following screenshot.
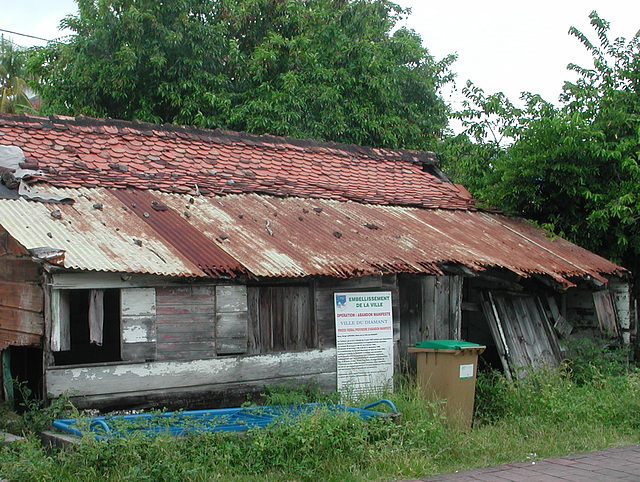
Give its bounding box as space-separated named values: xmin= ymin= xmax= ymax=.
xmin=0 ymin=187 xmax=206 ymax=277
xmin=0 ymin=189 xmax=625 ymax=286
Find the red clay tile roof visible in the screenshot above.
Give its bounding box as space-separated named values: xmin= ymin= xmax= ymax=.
xmin=0 ymin=113 xmax=475 ymax=210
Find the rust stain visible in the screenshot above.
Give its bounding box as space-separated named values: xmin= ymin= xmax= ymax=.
xmin=112 ymin=189 xmax=243 ymax=277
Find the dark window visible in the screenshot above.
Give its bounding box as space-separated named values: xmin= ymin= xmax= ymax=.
xmin=53 ymin=289 xmax=121 ymax=366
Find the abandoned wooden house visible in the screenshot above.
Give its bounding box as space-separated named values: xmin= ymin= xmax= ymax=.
xmin=0 ymin=113 xmax=633 ymax=410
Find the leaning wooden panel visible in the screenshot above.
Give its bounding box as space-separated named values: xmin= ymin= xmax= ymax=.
xmin=593 ymin=290 xmax=620 ymax=337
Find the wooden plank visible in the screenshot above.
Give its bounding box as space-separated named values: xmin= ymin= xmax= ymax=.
xmin=593 ymin=290 xmax=620 ymax=337
xmin=121 ymin=288 xmax=156 ymax=316
xmin=0 ymin=282 xmax=43 ymax=312
xmin=0 ymin=257 xmax=40 ymax=283
xmin=121 ymin=343 xmax=156 ymax=362
xmin=216 ymin=285 xmax=247 ymax=312
xmin=46 ymin=348 xmax=337 ymax=399
xmin=156 ymin=314 xmax=216 ymax=325
xmin=0 ymin=330 xmax=42 ymax=349
xmin=422 ymin=276 xmax=436 ymax=340
xmin=156 ymin=323 xmax=215 ymax=335
xmin=450 ymin=276 xmax=463 ymax=340
xmin=51 ymin=272 xmax=177 ymax=289
xmin=315 ymin=275 xmax=386 ymax=290
xmin=217 ymin=312 xmax=248 ymax=339
xmin=50 ymin=290 xmax=70 ymax=351
xmin=0 ymin=306 xmax=44 ymax=336
xmin=121 ymin=316 xmax=156 ymax=344
xmin=156 ymin=341 xmax=215 ymax=351
xmin=480 ymin=293 xmax=512 ymax=380
xmin=398 ymin=275 xmax=423 ymax=369
xmin=315 ymin=287 xmax=336 ymax=348
xmin=418 ymin=275 xmax=460 ymax=341
xmin=156 ymin=303 xmax=216 ymax=315
xmin=156 ymin=342 xmax=215 ymax=356
xmin=157 ymin=330 xmax=213 ymax=343
xmin=247 ymin=287 xmax=261 ymax=354
xmin=216 ymin=338 xmax=249 ymax=355
xmin=157 ymin=285 xmax=216 ymax=303
xmin=58 ymin=371 xmax=338 ymax=411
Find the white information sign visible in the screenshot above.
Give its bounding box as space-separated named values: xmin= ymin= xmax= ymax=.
xmin=334 ymin=291 xmax=394 ymax=398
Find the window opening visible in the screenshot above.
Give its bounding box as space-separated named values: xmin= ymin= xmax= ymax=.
xmin=53 ymin=289 xmax=121 ymax=365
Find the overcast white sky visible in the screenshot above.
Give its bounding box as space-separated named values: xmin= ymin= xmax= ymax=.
xmin=3 ymin=1 xmax=640 ymax=110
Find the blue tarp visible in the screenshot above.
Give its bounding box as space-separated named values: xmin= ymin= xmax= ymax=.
xmin=52 ymin=399 xmax=398 ymax=439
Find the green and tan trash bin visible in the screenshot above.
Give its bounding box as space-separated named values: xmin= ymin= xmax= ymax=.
xmin=408 ymin=340 xmax=485 ymax=429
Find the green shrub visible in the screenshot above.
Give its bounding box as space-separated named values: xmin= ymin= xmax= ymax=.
xmin=563 ymin=336 xmax=633 ymax=384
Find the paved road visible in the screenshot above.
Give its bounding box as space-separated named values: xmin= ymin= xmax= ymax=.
xmin=409 ymin=444 xmax=640 ymax=481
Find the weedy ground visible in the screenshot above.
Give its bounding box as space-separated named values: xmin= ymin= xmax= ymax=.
xmin=0 ymin=339 xmax=638 ymax=481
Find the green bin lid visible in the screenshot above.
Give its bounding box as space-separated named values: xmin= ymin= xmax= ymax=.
xmin=413 ymin=340 xmax=483 ymax=350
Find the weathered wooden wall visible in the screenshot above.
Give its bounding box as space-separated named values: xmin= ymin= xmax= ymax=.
xmin=248 ymin=284 xmax=313 ymax=354
xmin=46 ymin=348 xmax=337 ymax=410
xmin=398 ymin=275 xmax=463 ymax=369
xmin=42 ymin=270 xmax=481 ymax=409
xmin=0 ymin=229 xmax=44 ymax=349
xmin=156 ymin=285 xmax=217 ymax=361
xmin=121 ymin=288 xmax=156 ymax=362
xmin=423 ymin=276 xmax=462 ymax=341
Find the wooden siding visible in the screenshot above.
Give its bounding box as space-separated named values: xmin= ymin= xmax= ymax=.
xmin=155 ymin=286 xmax=216 ymax=361
xmin=45 ymin=348 xmax=337 ymax=410
xmin=398 ymin=275 xmax=463 ymax=369
xmin=121 ymin=288 xmax=157 ymax=361
xmin=0 ymin=254 xmax=44 ymax=349
xmin=216 ymin=285 xmax=248 ymax=355
xmin=423 ymin=276 xmax=462 ymax=340
xmin=249 ymin=285 xmax=313 ymax=353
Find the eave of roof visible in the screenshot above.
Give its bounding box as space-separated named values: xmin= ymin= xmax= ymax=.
xmin=0 ymin=188 xmax=625 ymax=287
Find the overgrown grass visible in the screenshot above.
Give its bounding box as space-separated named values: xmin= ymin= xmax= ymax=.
xmin=1 ymin=345 xmax=638 ymax=481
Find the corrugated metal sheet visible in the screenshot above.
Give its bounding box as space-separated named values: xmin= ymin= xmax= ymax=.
xmin=112 ymin=189 xmax=243 ymax=277
xmin=0 ymin=187 xmax=205 ymax=277
xmin=0 ymin=188 xmax=622 ymax=287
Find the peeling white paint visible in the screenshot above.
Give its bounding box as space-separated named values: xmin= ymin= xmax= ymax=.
xmin=46 ymin=349 xmax=337 ymax=398
xmin=123 ymin=325 xmax=151 ymax=343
